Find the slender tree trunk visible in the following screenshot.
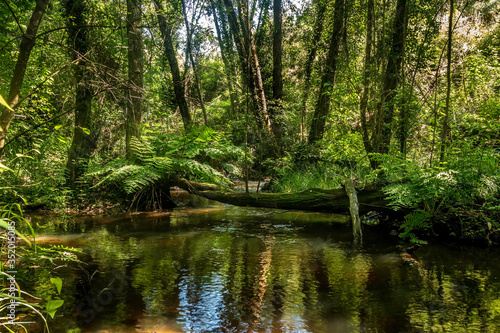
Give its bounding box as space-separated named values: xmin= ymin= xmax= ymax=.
xmin=0 ymin=0 xmax=49 ymax=157
xmin=360 ymin=0 xmax=374 ymax=162
xmin=239 ymin=0 xmax=273 ymax=137
xmin=64 ymin=0 xmax=96 ymax=188
xmin=308 ymin=0 xmax=344 ymax=144
xmin=373 ymin=0 xmax=408 ymax=155
xmin=125 ymin=0 xmax=144 ymax=159
xmin=271 ymin=0 xmax=283 ymax=142
xmin=440 ymin=0 xmax=453 ymax=162
xmin=221 ymin=0 xmax=272 ymax=137
xmin=255 ymin=0 xmax=271 ymax=47
xmin=154 ymin=0 xmax=192 ymax=130
xmin=210 ymin=0 xmax=239 ymax=116
xmin=250 ymin=32 xmax=273 ymax=136
xmin=180 ymin=0 xmax=208 ymax=125
xmin=300 ymin=0 xmax=327 ymax=141
xmin=221 ymin=0 xmax=254 ymax=103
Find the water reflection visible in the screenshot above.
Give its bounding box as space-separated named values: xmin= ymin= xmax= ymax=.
xmin=27 ymin=204 xmax=500 ymax=333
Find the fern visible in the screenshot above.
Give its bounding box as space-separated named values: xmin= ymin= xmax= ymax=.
xmin=86 ymin=127 xmax=244 ymax=209
xmin=129 ymin=137 xmax=154 ymax=163
xmin=399 ymin=210 xmax=431 ymax=244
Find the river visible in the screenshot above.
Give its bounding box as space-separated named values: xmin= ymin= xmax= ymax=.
xmin=23 ymin=192 xmax=500 ymax=332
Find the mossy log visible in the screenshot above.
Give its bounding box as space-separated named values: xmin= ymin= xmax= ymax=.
xmin=173 ymin=179 xmax=389 ymax=214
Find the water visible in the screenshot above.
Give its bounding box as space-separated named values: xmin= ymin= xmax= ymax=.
xmin=23 ymin=194 xmax=500 ymax=332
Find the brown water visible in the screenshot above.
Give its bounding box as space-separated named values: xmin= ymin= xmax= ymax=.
xmin=25 ymin=195 xmax=500 ymax=332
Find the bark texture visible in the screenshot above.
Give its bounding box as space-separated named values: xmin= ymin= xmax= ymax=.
xmin=373 ymin=0 xmax=408 ymax=155
xmin=64 ymin=0 xmax=97 ymax=188
xmin=210 ymin=0 xmax=239 ymax=116
xmin=154 ymin=0 xmax=192 ymax=130
xmin=180 ymin=0 xmax=208 ymax=125
xmin=300 ymin=0 xmax=327 ymax=141
xmin=125 ymin=0 xmax=144 ymax=159
xmin=359 ymin=0 xmax=374 ymax=159
xmin=440 ymin=0 xmax=453 ymax=162
xmin=308 ymin=0 xmax=344 ymax=144
xmin=271 ymin=0 xmax=283 ymax=141
xmin=344 ymin=179 xmax=362 ymax=243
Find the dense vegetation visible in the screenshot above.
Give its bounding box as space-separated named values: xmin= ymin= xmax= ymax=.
xmin=2 ymin=0 xmax=500 ymax=329
xmin=1 ymin=0 xmax=500 ymax=243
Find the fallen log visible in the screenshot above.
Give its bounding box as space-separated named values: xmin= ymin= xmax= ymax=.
xmin=172 ymin=179 xmax=390 ymax=214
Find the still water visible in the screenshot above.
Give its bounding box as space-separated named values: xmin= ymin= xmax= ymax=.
xmin=27 ymin=194 xmax=500 ymax=332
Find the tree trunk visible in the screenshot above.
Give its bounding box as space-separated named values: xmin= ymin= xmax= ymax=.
xmin=271 ymin=0 xmax=283 ymax=141
xmin=373 ymin=0 xmax=408 ymax=155
xmin=125 ymin=0 xmax=144 ymax=159
xmin=64 ymin=0 xmax=97 ymax=189
xmin=173 ymin=179 xmax=389 ymax=214
xmin=344 ymin=179 xmax=362 ymax=244
xmin=180 ymin=0 xmax=208 ymax=126
xmin=308 ymin=0 xmax=344 ymax=144
xmin=300 ymin=0 xmax=327 ymax=141
xmin=221 ymin=0 xmax=273 ymax=137
xmin=210 ymin=0 xmax=239 ymax=116
xmin=440 ymin=0 xmax=453 ymax=162
xmin=154 ymin=0 xmax=192 ymax=130
xmin=239 ymin=0 xmax=274 ymax=138
xmin=221 ymin=0 xmax=257 ymax=122
xmin=360 ymin=0 xmax=375 ymax=164
xmin=0 ymin=0 xmax=49 ymax=157
xmin=250 ymin=32 xmax=274 ymax=137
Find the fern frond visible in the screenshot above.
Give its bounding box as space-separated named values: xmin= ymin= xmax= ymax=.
xmin=129 ymin=137 xmax=154 ymax=163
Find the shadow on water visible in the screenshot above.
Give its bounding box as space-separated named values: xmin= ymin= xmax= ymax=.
xmin=24 ymin=193 xmax=500 ymax=332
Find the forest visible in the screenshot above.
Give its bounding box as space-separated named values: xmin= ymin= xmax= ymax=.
xmin=1 ymin=0 xmax=500 ymax=331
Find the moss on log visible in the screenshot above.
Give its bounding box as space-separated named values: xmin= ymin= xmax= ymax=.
xmin=173 ymin=179 xmax=389 ymax=213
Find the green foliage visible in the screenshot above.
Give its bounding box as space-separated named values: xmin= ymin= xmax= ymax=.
xmin=265 ymin=158 xmax=344 ymax=193
xmin=0 ymin=204 xmax=80 ymax=330
xmin=376 ymin=149 xmax=500 ymax=242
xmin=0 ymin=203 xmax=35 ymax=247
xmin=398 ymin=210 xmax=430 ymax=244
xmin=264 ymin=142 xmax=373 ymax=193
xmin=0 ymin=93 xmax=12 ymax=111
xmin=88 ymin=126 xmax=248 ymax=209
xmin=50 ymin=277 xmax=63 ymax=295
xmin=45 ymin=299 xmax=64 ymax=319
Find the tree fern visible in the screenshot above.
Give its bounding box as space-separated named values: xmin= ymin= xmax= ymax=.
xmin=86 ymin=127 xmax=245 ymax=209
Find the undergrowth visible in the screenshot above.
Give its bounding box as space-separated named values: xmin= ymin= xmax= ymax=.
xmin=86 ymin=126 xmax=249 ymax=210
xmin=373 ymin=147 xmax=500 ymax=243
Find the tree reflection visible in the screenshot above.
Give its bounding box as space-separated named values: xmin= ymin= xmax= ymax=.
xmin=35 ymin=212 xmax=500 ymax=332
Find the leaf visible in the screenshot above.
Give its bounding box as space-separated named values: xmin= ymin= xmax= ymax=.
xmin=54 ymin=125 xmax=62 ymax=131
xmin=0 ymin=94 xmax=13 ymax=111
xmin=50 ymin=277 xmax=63 ymax=294
xmin=0 ymin=218 xmax=32 ymax=246
xmin=46 ymin=299 xmax=64 ymax=318
xmin=0 ymin=162 xmax=13 ymax=172
xmin=15 ymin=154 xmax=34 ymax=160
xmin=80 ymin=127 xmax=90 ymax=135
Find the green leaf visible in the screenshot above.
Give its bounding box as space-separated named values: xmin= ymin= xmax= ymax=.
xmin=15 ymin=153 xmax=34 ymax=160
xmin=46 ymin=299 xmax=64 ymax=318
xmin=80 ymin=127 xmax=90 ymax=135
xmin=50 ymin=277 xmax=63 ymax=294
xmin=0 ymin=162 xmax=13 ymax=172
xmin=0 ymin=218 xmax=32 ymax=246
xmin=54 ymin=125 xmax=62 ymax=130
xmin=0 ymin=94 xmax=13 ymax=111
